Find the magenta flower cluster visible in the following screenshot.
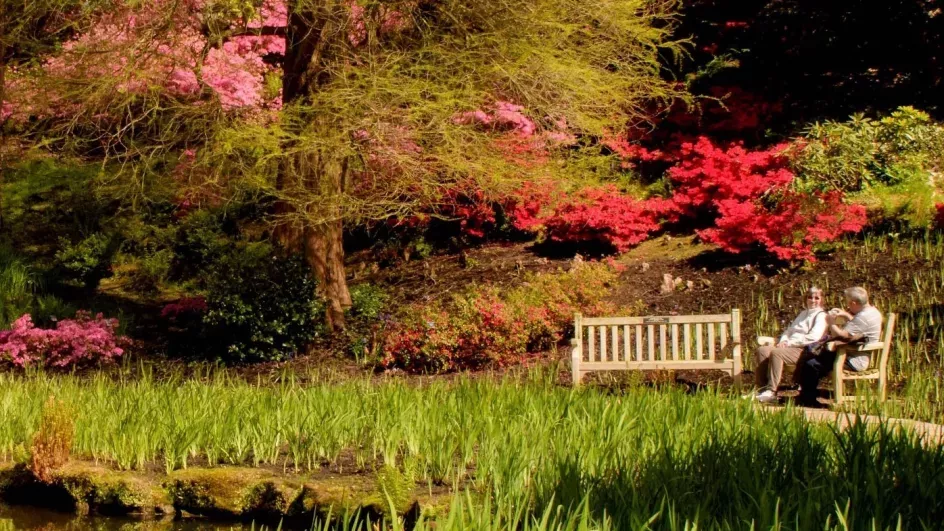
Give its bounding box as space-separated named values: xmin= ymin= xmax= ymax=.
xmin=0 ymin=312 xmax=126 ymax=369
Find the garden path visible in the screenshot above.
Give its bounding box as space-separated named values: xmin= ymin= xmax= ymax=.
xmin=764 ymin=405 xmax=944 ymax=445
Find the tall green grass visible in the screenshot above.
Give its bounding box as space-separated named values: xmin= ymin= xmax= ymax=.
xmin=1 ymin=370 xmax=943 ymax=529
xmin=0 ymin=246 xmax=37 ymax=328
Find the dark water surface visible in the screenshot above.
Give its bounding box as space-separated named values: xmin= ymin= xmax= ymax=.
xmin=0 ymin=503 xmax=270 ymax=530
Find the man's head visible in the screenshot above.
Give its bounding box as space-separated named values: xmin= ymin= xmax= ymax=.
xmin=843 ymin=286 xmax=869 ymax=315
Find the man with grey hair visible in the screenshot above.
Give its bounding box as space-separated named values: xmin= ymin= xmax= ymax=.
xmin=796 ymin=286 xmax=883 ymax=407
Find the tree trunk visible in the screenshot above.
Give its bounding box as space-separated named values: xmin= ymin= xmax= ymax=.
xmin=274 ymin=7 xmax=352 ymax=332
xmin=0 ymin=40 xmax=6 ymax=234
xmin=273 ymin=149 xmax=352 ymax=332
xmin=305 ymin=220 xmax=351 ymax=330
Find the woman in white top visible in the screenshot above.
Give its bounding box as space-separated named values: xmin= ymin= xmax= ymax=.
xmin=750 ymin=287 xmax=828 ymax=403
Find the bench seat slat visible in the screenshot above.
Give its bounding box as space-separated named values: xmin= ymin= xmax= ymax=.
xmin=695 ymin=323 xmax=704 ymax=360
xmin=623 ymin=325 xmax=630 ymax=364
xmin=671 ymin=324 xmax=679 ymax=361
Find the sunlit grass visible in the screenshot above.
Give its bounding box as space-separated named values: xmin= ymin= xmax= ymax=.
xmin=1 ymin=369 xmax=944 ymax=529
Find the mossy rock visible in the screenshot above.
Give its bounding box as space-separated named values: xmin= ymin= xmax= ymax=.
xmin=0 ymin=462 xmax=170 ymax=517
xmin=166 ymin=467 xmax=289 ymax=518
xmin=52 ymin=463 xmax=171 ymax=517
xmin=416 ymin=491 xmax=457 ymax=520
xmin=287 ymin=475 xmax=379 ymax=520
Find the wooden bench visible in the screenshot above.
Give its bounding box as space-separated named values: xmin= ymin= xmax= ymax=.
xmin=570 ymin=310 xmax=743 ymax=384
xmin=757 ymin=312 xmax=896 ymax=403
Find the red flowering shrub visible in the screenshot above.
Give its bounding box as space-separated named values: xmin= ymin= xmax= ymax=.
xmin=541 ymin=187 xmax=662 ymax=252
xmin=381 ymin=262 xmax=626 ymax=373
xmin=666 ymin=137 xmax=866 ymax=260
xmin=507 ymin=183 xmax=667 ymax=253
xmin=667 ymin=136 xmax=795 ymax=218
xmin=160 ymin=296 xmax=208 ymax=322
xmin=440 ymin=189 xmax=499 ymax=239
xmin=699 ymin=192 xmax=867 ymax=261
xmin=0 ymin=312 xmax=126 ymax=369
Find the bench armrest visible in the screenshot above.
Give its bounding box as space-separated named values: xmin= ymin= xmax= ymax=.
xmin=836 ymin=341 xmax=884 ymax=352
xmin=757 ymin=336 xmax=776 ymax=347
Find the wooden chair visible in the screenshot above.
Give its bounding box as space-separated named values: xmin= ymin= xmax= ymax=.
xmin=757 ymin=314 xmax=896 ymax=403
xmin=831 ymin=313 xmax=896 ymax=403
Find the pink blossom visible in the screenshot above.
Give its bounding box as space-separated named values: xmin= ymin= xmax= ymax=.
xmin=247 ymin=0 xmax=288 ymax=28
xmin=0 ymin=312 xmax=126 ymax=369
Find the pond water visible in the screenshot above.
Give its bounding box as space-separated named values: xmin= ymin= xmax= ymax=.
xmin=0 ymin=503 xmax=272 ymax=530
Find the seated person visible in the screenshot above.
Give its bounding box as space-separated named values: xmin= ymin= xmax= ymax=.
xmin=749 ymin=287 xmax=828 ymax=403
xmin=796 ymin=286 xmax=882 ymax=407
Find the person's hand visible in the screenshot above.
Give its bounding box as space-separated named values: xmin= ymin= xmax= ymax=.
xmin=776 ymin=341 xmax=788 ymax=348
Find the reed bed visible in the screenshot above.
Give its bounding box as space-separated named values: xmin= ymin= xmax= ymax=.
xmin=1 ymin=370 xmax=943 ymax=529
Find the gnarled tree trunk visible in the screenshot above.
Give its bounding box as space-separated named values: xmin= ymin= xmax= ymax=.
xmin=276 ymin=7 xmax=351 ymax=331
xmin=0 ymin=39 xmax=7 ymax=233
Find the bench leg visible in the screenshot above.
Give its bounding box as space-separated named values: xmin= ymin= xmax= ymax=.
xmin=572 ymin=352 xmax=582 ymax=386
xmin=834 ymin=374 xmax=844 ymax=405
xmin=879 ymin=373 xmax=887 ymax=402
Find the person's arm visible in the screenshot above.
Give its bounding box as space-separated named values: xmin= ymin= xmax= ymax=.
xmin=830 ymin=324 xmax=851 ymax=339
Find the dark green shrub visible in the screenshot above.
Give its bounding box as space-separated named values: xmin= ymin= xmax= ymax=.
xmin=794 ymin=107 xmax=944 ymax=193
xmin=171 ymin=210 xmax=231 ymax=281
xmin=203 ymin=244 xmax=323 ymax=363
xmin=348 ymin=283 xmax=389 ymax=322
xmin=54 ymin=233 xmax=115 ymax=289
xmin=793 ymin=107 xmax=943 ymax=230
xmin=128 ymin=249 xmax=173 ymax=294
xmin=0 ymin=246 xmax=37 ymax=327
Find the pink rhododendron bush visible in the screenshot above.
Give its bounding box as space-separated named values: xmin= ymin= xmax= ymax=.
xmin=0 ymin=312 xmax=126 ymax=369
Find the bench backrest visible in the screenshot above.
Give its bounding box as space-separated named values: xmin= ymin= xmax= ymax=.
xmin=574 ymin=310 xmax=742 ymax=364
xmin=878 ymin=313 xmax=897 ymax=371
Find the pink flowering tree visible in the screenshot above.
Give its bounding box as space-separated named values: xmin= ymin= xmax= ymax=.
xmin=0 ymin=0 xmax=115 ymax=231
xmin=7 ymin=0 xmax=687 ymax=330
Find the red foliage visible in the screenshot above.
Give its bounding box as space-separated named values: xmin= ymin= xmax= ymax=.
xmin=440 ymin=189 xmax=497 ymax=239
xmin=161 ymin=296 xmax=208 ymax=321
xmin=935 ymin=203 xmax=944 ymax=229
xmin=515 ymin=185 xmax=664 ymax=252
xmin=667 ymin=136 xmax=795 ymax=218
xmin=666 ymin=137 xmax=866 ymax=260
